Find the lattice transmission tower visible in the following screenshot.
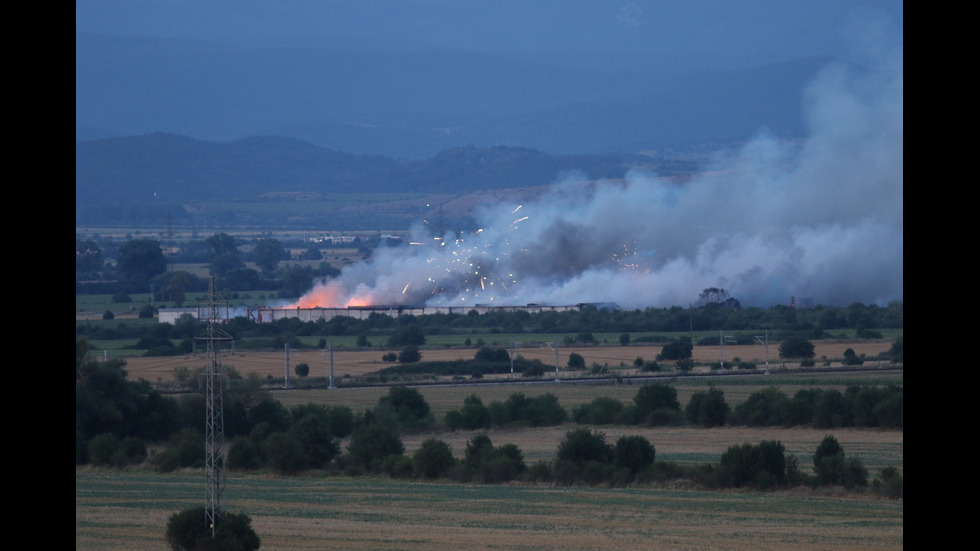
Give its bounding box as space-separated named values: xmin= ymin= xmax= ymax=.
xmin=197 ymin=276 xmax=233 ymax=537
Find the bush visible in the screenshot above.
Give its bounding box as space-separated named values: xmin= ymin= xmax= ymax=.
xmin=165 ymin=506 xmax=260 ymax=551
xmin=874 ymin=466 xmax=903 ymax=499
xmin=294 ymin=363 xmax=310 ymax=377
xmin=522 ymin=364 xmax=544 ymax=378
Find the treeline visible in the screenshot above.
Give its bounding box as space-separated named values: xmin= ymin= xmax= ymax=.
xmin=76 ymin=337 xmax=902 ymax=497
xmin=77 ymin=302 xmax=904 ymax=356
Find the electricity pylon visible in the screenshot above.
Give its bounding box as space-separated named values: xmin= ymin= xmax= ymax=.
xmin=197 ymin=276 xmax=233 ymax=537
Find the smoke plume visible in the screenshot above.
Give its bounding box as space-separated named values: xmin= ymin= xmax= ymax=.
xmin=293 ymin=33 xmax=902 ymax=310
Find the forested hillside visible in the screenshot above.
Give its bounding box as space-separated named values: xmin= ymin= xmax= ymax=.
xmin=76 ymin=135 xmax=674 ymax=228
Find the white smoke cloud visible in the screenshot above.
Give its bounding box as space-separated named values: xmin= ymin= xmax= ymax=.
xmin=294 ymin=27 xmax=902 ymax=310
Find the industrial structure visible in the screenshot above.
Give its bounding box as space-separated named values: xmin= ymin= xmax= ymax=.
xmin=160 ymin=302 xmax=616 ymax=324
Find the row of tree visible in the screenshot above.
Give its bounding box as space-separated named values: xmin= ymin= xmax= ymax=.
xmin=78 ymin=332 xmax=902 ymax=483
xmin=78 ymin=367 xmax=902 ymax=499
xmin=77 ymin=331 xmax=902 ymax=470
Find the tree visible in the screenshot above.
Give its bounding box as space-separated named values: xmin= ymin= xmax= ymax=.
xmin=397 ymin=346 xmax=421 ymax=364
xmin=718 ymin=440 xmax=786 ymax=488
xmin=389 ymin=323 xmax=426 ymax=347
xmin=613 ymin=435 xmax=655 ymax=474
xmin=289 ymin=409 xmax=340 ymax=468
xmin=117 ymin=238 xmax=167 ymax=281
xmin=279 ymin=264 xmax=313 ymax=297
xmin=572 ymin=396 xmax=624 ymax=425
xmin=686 ymin=388 xmax=728 ymax=427
xmin=813 ymin=435 xmax=843 ymax=484
xmin=697 ymin=287 xmax=741 ymax=309
xmin=378 ymin=386 xmax=430 ymax=425
xmin=732 ymin=387 xmax=789 ymax=427
xmin=633 ymin=383 xmax=681 ymax=418
xmin=657 ymin=337 xmax=692 ymax=361
xmin=207 ymin=233 xmax=244 ymax=277
xmin=164 ymin=271 xmax=191 ymax=306
xmin=253 ymin=238 xmax=287 ymax=276
xmin=556 ymin=428 xmax=613 ymax=468
xmin=346 ymin=423 xmax=404 ymax=471
xmin=211 ymin=252 xmax=246 ymax=278
xmin=474 ymin=347 xmax=510 ymax=362
xmin=206 ymin=232 xmax=238 ymax=257
xmin=294 ymin=363 xmax=310 ymax=377
xmin=413 ymin=438 xmax=456 ymax=478
xmin=165 ymin=506 xmax=260 ymax=551
xmin=888 ymin=336 xmax=903 ymax=363
xmin=457 ymin=394 xmax=491 ymax=430
xmin=842 ymin=348 xmax=864 ymax=365
xmin=301 ymin=245 xmax=323 ymax=260
xmin=76 ymin=238 xmax=104 ymax=273
xmin=567 ymin=352 xmax=585 ymax=369
xmin=811 ymin=434 xmax=868 ymax=488
xmin=779 ymin=337 xmax=815 ymax=359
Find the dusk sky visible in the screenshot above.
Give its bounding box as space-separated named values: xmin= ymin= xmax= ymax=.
xmin=77 ymin=1 xmax=903 ymax=308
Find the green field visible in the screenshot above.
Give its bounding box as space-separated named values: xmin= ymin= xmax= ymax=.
xmin=76 ymin=470 xmax=903 ymax=551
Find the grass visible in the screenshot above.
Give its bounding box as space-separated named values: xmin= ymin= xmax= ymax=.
xmin=76 ymin=469 xmax=904 ymax=551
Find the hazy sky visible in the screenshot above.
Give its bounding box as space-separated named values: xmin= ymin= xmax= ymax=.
xmin=77 ymin=1 xmax=903 ymax=308
xmin=76 ymin=1 xmax=902 ymax=65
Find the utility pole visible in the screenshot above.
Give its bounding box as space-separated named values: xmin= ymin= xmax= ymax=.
xmin=328 ymin=343 xmax=337 ymax=389
xmin=719 ymin=331 xmax=734 ymax=370
xmin=284 ymin=342 xmax=290 ymax=389
xmin=546 ymin=342 xmax=560 ymax=382
xmin=755 ymin=330 xmax=770 ymax=375
xmin=508 ymin=341 xmax=522 ymax=379
xmin=197 ymin=276 xmax=232 ymax=537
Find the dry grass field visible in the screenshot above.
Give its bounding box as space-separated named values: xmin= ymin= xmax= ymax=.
xmin=76 ymin=466 xmax=903 ymax=551
xmin=82 ymin=340 xmax=901 ymax=550
xmin=120 ymin=342 xmax=892 ymax=386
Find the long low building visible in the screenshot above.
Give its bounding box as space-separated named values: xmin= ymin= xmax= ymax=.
xmin=159 ymin=303 xmax=615 ymax=324
xmin=252 ymin=303 xmax=586 ymax=323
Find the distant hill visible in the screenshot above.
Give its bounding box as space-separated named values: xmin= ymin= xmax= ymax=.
xmin=75 ymin=134 xmax=683 ymax=228
xmin=76 ymin=32 xmax=831 ymax=158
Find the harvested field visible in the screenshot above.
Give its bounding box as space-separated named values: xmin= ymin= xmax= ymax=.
xmin=76 ymin=469 xmax=904 ymax=551
xmin=120 ymin=342 xmax=892 ymax=385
